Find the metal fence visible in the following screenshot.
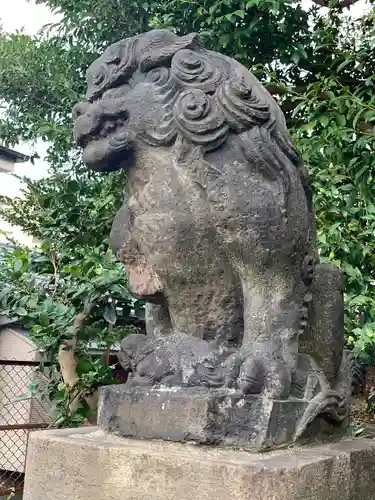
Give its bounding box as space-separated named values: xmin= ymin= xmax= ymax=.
xmin=0 ymin=360 xmax=52 ymax=497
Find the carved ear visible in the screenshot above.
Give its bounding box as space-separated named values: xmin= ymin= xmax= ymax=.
xmin=86 ymin=31 xmax=200 ymax=101
xmin=86 ymin=37 xmax=138 ymax=101
xmin=139 ymin=32 xmax=201 ymax=73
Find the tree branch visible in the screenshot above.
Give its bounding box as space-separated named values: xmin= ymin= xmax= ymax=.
xmin=311 ymin=0 xmax=329 ymax=6
xmin=310 ymin=0 xmax=360 ymax=8
xmin=50 ymin=251 xmax=58 ymax=297
xmin=339 ymin=0 xmax=361 ymax=6
xmin=58 ymin=307 xmax=96 ymax=415
xmin=265 ymin=77 xmax=366 ymax=99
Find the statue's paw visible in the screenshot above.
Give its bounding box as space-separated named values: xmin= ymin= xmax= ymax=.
xmin=222 ymin=350 xmax=246 ymax=388
xmin=237 ymin=356 xmax=265 ymax=395
xmin=224 ymin=351 xmax=292 ymax=398
xmin=127 ymin=373 xmax=154 ymax=387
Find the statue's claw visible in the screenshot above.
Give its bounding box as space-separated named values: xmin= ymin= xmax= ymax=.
xmin=223 ymin=349 xmax=292 ymax=398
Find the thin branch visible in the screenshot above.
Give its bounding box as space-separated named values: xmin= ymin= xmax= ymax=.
xmin=50 ymin=251 xmax=58 ymax=297
xmin=287 ymin=119 xmax=308 ymax=126
xmin=338 ymin=0 xmax=360 ymax=7
xmin=310 ymin=0 xmax=360 ymax=8
xmin=265 ymin=77 xmax=365 ymax=98
xmin=265 ymin=83 xmax=295 ymax=95
xmin=311 ymin=0 xmax=329 ymax=6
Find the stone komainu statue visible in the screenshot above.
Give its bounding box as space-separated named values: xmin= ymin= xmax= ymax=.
xmin=73 ymin=30 xmax=351 ymax=448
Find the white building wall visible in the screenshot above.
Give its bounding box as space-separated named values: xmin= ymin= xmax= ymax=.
xmin=0 ymin=158 xmax=14 ymax=174
xmin=0 ymin=165 xmax=35 ymax=248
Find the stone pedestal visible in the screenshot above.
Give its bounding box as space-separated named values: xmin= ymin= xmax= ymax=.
xmin=24 ymin=427 xmax=375 ymax=500
xmin=98 ymin=385 xmax=345 ymax=451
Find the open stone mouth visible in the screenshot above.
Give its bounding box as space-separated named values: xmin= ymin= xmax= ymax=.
xmin=78 ymin=118 xmax=127 ymax=149
xmin=78 ymin=115 xmax=133 ymax=171
xmin=76 ymin=104 xmax=129 ymax=148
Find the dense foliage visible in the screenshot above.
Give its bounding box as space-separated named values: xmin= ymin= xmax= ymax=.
xmin=0 ymin=0 xmax=374 ymax=423
xmin=0 ymin=168 xmax=145 ymax=424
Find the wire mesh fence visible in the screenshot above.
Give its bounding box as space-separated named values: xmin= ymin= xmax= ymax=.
xmin=0 ymin=360 xmax=53 ymax=497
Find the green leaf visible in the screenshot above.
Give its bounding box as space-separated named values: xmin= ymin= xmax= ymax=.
xmin=339 ymin=184 xmax=353 ymax=192
xmin=27 ymin=297 xmax=39 ymax=309
xmin=233 ymin=10 xmax=245 ymax=19
xmin=54 ymin=416 xmax=67 ymax=427
xmin=76 ymin=358 xmax=95 ymax=375
xmin=14 ymin=394 xmax=32 ymax=402
xmin=14 ymin=259 xmax=23 ymax=272
xmin=14 ymin=306 xmax=27 ymax=316
xmin=28 ymin=379 xmax=41 ymax=395
xmin=291 ymin=50 xmax=300 ymax=65
xmin=70 ymin=413 xmax=86 ymax=424
xmin=296 ymin=43 xmax=308 ymax=59
xmin=319 ymin=116 xmax=329 ymax=127
xmin=0 ymin=287 xmax=9 ymax=303
xmin=337 ymin=57 xmax=353 ymax=72
xmin=350 ymin=295 xmax=371 ymax=306
xmin=219 ymin=33 xmax=231 ymax=48
xmin=353 ymin=108 xmax=364 ymax=128
xmin=53 ymin=390 xmax=68 ymax=404
xmin=336 ymin=114 xmax=346 ymax=126
xmin=103 ymin=302 xmax=117 ymax=325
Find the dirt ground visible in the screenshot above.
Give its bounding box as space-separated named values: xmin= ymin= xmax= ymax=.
xmin=350 ymin=394 xmax=375 ymax=437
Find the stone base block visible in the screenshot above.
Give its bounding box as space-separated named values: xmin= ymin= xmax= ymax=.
xmin=98 ymin=385 xmax=344 ymax=451
xmin=24 ymin=427 xmax=375 ymax=500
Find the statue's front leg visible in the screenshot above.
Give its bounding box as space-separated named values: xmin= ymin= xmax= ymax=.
xmin=223 ymin=264 xmax=305 ymax=398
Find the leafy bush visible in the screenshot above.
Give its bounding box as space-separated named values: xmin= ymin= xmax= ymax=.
xmin=0 ymin=169 xmax=145 ymax=425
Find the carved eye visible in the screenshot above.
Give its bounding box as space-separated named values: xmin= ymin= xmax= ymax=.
xmin=104 ymin=44 xmax=122 ymax=64
xmin=146 ymin=67 xmax=170 ymax=86
xmin=92 ymin=65 xmax=108 ymax=86
xmin=72 ymin=101 xmax=89 ymax=121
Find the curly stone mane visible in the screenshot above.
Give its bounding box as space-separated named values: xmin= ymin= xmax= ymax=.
xmin=81 ymin=29 xmax=310 ymax=207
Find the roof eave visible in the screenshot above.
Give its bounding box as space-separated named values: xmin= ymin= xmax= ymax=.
xmin=0 ymin=145 xmax=28 ymax=163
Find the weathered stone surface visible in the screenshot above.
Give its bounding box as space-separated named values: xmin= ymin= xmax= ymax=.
xmin=73 ymin=28 xmax=351 ymax=448
xmin=23 ymin=428 xmax=375 ymax=500
xmin=98 ymin=385 xmax=346 ymax=451
xmin=301 ymin=262 xmax=346 ymax=386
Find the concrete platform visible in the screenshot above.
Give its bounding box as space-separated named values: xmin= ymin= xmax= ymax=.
xmin=23 ymin=427 xmax=375 ymax=500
